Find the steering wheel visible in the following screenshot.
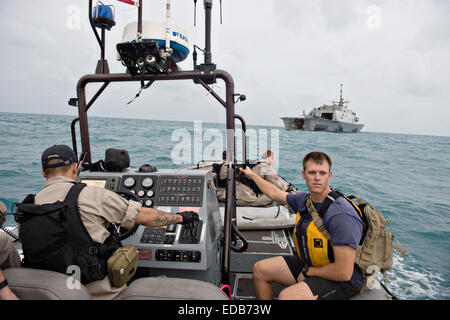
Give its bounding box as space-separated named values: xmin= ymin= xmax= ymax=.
xmin=116 ymin=190 xmax=141 ymax=240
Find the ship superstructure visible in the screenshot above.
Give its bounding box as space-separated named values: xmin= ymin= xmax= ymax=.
xmin=281 ymin=84 xmax=364 ymax=133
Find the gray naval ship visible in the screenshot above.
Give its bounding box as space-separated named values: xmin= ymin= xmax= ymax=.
xmin=281 ymin=85 xmax=364 ymax=133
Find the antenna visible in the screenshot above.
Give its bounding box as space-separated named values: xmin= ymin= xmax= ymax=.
xmin=165 ymin=0 xmax=173 ymax=57
xmin=194 ymin=0 xmax=197 ymax=26
xmin=192 ymin=0 xmax=217 ymax=84
xmin=137 ymin=0 xmax=142 ymax=40
xmin=338 ymin=83 xmax=344 ymax=106
xmin=204 ymin=0 xmax=212 ymax=65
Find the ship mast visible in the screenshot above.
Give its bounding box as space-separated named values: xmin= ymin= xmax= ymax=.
xmin=339 ymin=83 xmax=344 ymax=107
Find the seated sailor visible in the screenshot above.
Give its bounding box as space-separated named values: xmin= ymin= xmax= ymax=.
xmin=215 ymin=150 xmax=286 ymax=207
xmin=0 ymin=201 xmax=21 ymax=300
xmin=18 ymin=145 xmax=199 ymax=300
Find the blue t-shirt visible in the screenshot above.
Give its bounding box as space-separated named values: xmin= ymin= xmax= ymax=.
xmin=286 ymin=192 xmax=364 ymax=288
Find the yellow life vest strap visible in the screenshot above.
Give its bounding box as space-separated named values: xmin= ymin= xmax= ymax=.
xmin=306 ymin=191 xmax=364 ymax=240
xmin=305 ymin=195 xmax=332 ymax=240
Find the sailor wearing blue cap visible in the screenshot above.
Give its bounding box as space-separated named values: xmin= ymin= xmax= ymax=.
xmin=21 ymin=144 xmax=199 ymax=299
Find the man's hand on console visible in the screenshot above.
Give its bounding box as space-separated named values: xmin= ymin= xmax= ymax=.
xmin=178 ymin=211 xmax=200 ymax=224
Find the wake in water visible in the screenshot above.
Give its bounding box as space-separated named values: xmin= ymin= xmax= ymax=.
xmin=386 ymin=254 xmax=450 ymax=300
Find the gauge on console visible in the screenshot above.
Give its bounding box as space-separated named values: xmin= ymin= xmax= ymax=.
xmin=142 ymin=177 xmax=154 ymax=189
xmin=123 ymin=177 xmax=136 ymax=188
xmin=145 ymin=199 xmax=153 ymax=207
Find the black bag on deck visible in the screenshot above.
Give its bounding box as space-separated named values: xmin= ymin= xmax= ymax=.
xmin=16 ymin=183 xmax=120 ymax=284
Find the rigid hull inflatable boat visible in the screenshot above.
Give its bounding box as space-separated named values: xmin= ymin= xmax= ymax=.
xmin=1 ymin=0 xmax=393 ymax=300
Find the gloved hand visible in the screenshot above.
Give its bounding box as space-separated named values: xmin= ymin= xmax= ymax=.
xmin=178 ymin=211 xmax=199 ymax=225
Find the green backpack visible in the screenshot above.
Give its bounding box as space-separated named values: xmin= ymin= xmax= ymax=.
xmin=306 ymin=191 xmax=407 ymax=292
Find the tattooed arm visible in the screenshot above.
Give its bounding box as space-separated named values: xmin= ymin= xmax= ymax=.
xmin=135 ymin=208 xmax=183 ymax=226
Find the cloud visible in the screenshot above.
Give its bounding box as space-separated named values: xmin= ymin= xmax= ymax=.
xmin=0 ymin=0 xmax=449 ymax=136
xmin=319 ymin=0 xmax=362 ymax=31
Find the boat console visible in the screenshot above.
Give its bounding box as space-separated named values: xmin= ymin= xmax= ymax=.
xmin=78 ymin=169 xmax=223 ymax=285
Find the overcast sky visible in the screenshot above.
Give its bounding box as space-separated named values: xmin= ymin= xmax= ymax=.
xmin=1 ymin=0 xmax=449 ymax=136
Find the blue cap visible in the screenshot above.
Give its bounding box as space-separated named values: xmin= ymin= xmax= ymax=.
xmin=41 ymin=145 xmax=76 ymax=169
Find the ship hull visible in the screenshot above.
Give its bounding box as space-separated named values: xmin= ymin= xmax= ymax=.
xmin=281 ymin=117 xmax=364 ymax=133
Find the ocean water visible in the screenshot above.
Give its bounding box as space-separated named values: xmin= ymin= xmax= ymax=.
xmin=0 ymin=111 xmax=449 ymax=300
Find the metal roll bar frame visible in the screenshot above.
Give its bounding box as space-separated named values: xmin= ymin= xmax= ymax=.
xmin=75 ymin=70 xmax=238 ymax=286
xmin=70 ymin=0 xmax=246 ymax=287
